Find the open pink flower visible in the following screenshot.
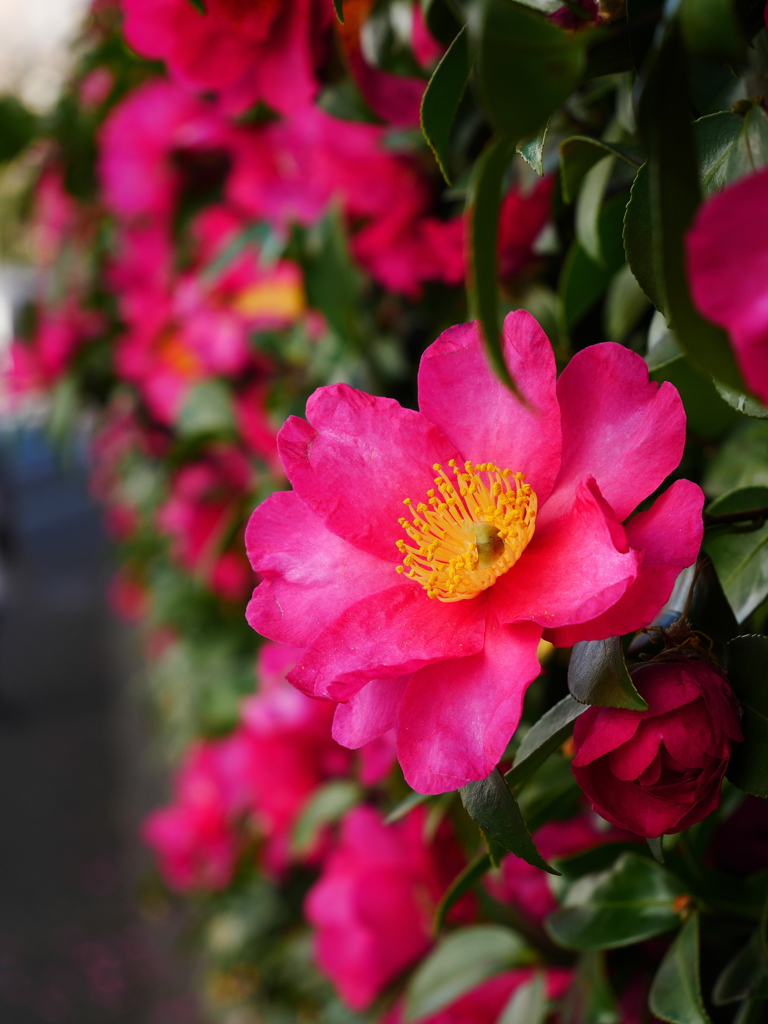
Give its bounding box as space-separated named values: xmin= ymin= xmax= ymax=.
xmin=305 ymin=805 xmax=470 ymax=1010
xmin=686 ymin=166 xmax=768 ymax=406
xmin=246 ymin=312 xmax=702 ymax=794
xmin=121 ymin=0 xmax=330 ymax=116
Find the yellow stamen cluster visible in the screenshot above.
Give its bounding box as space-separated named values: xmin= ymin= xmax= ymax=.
xmin=396 ymin=461 xmax=537 ymax=602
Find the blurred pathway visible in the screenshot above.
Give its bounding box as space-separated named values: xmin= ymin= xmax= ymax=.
xmin=0 ymin=429 xmax=202 ymax=1024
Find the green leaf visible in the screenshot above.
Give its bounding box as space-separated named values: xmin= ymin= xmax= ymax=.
xmin=404 ymin=926 xmax=533 ymax=1022
xmin=420 ymin=27 xmax=471 ymax=184
xmin=546 ymin=852 xmax=686 ymax=950
xmin=291 ymin=780 xmax=361 ymax=856
xmin=559 ymin=136 xmax=642 ymax=204
xmin=703 ymin=421 xmax=768 ymax=496
xmin=636 ymin=23 xmax=744 ymax=389
xmin=185 ymin=0 xmax=206 ymax=11
xmin=460 ymin=768 xmax=559 ymax=874
xmin=333 ymin=0 xmax=344 ymax=22
xmin=703 ymin=488 xmax=768 ymax=623
xmin=696 ymin=106 xmax=768 ymax=196
xmin=434 ymin=853 xmax=492 ymax=934
xmin=624 ymin=161 xmax=664 ymax=312
xmin=471 ymin=0 xmax=587 ymax=143
xmin=497 ymin=972 xmax=547 ymax=1024
xmin=177 ymin=380 xmax=236 ymax=438
xmin=648 ymin=836 xmax=665 ymax=864
xmin=604 ymin=262 xmax=650 ymax=343
xmin=678 ymin=0 xmax=745 ymax=61
xmin=506 ymin=695 xmax=587 ymax=791
xmin=567 ymin=637 xmax=648 ymax=710
xmin=422 ymin=0 xmax=463 ymax=45
xmin=517 ymin=119 xmax=551 ymax=177
xmin=0 ymin=95 xmax=38 ymax=163
xmin=649 ymin=912 xmax=712 ymax=1024
xmin=301 ymin=208 xmax=364 ymax=350
xmin=385 ymin=789 xmax=433 ymax=824
xmin=575 ymin=155 xmax=615 ymax=265
xmin=467 ymin=135 xmax=518 ymax=393
xmin=713 ymin=929 xmax=768 ymax=1005
xmin=559 ymin=193 xmax=627 ymax=334
xmin=723 ymin=635 xmax=768 ymax=798
xmin=561 ymin=951 xmax=620 ymax=1024
xmin=714 ymin=381 xmax=768 ymax=420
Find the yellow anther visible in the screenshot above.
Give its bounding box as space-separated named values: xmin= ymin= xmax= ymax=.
xmin=395 ymin=461 xmax=537 ymax=602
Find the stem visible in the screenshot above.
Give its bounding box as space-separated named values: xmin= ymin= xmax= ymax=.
xmin=703 ymin=506 xmax=768 ymax=530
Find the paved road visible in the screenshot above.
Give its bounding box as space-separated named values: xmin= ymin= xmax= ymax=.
xmin=0 ymin=429 xmax=202 ymax=1024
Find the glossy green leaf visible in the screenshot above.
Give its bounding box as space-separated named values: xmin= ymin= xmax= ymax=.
xmin=460 ymin=768 xmax=559 ymax=874
xmin=546 ymin=852 xmax=686 ymax=950
xmin=561 ymin=951 xmax=620 ymax=1024
xmin=624 ymin=162 xmax=664 ymax=312
xmin=559 ymin=193 xmax=627 ymax=334
xmin=604 ymin=262 xmax=650 ymax=342
xmin=723 ymin=635 xmax=768 ymax=798
xmin=696 ymin=106 xmax=768 ymax=196
xmin=646 ymin=319 xmax=740 ymax=440
xmin=333 ymin=0 xmax=344 ymax=22
xmin=506 ymin=695 xmax=587 ymax=791
xmin=420 ymin=27 xmax=470 ymax=183
xmin=636 ymin=23 xmax=744 ymax=389
xmin=471 ymin=0 xmax=587 ymax=143
xmin=497 ymin=972 xmax=547 ymax=1024
xmin=678 ymin=0 xmax=745 ymax=60
xmin=568 ymin=637 xmax=648 ymax=710
xmin=714 ymin=381 xmax=768 ymax=419
xmin=467 ymin=136 xmax=517 ymax=392
xmin=517 ymin=118 xmax=551 ymax=177
xmin=434 ymin=853 xmax=492 ymax=934
xmin=649 ymin=913 xmax=712 ymax=1024
xmin=404 ymin=926 xmax=533 ymax=1022
xmin=177 ymin=380 xmax=236 ymax=438
xmin=575 ymin=155 xmax=615 ymax=265
xmin=291 ymin=780 xmax=360 ymax=855
xmin=713 ymin=930 xmax=768 ymax=1005
xmin=703 ymin=421 xmax=768 ymax=496
xmin=703 ymin=488 xmax=768 ymax=623
xmin=560 ymin=136 xmax=642 ymax=204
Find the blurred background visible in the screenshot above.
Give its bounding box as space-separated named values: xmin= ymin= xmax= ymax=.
xmin=0 ymin=3 xmax=202 ymax=1020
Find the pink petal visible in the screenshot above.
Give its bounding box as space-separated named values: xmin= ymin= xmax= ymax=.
xmin=418 ymin=311 xmax=562 ymax=504
xmin=546 ymin=479 xmax=704 ymax=646
xmin=333 ymin=675 xmax=411 ymax=748
xmin=543 ymin=343 xmax=686 ymax=524
xmin=278 ymin=383 xmax=461 ymax=562
xmin=606 ymin=726 xmax=662 ymax=781
xmin=493 ymin=476 xmax=640 ymax=629
xmin=572 ymin=707 xmax=642 ymax=767
xmin=245 ymin=491 xmax=394 ymax=647
xmin=396 ymin=615 xmax=542 ymax=793
xmin=686 ymin=167 xmax=768 ymax=405
xmin=288 ymin=585 xmax=486 ymax=702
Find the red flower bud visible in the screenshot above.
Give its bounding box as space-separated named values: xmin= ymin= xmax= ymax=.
xmin=571 ymin=660 xmax=742 ymax=838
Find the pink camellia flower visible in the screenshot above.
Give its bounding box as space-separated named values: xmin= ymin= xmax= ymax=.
xmin=572 ymin=659 xmax=743 ymax=837
xmin=246 ymin=310 xmax=704 ymax=794
xmin=487 ymin=812 xmax=637 ymax=925
xmin=381 ymin=969 xmax=573 ymax=1024
xmin=156 ymin=444 xmax=256 ymax=601
xmin=686 ymin=166 xmax=768 ymax=406
xmin=143 ymin=740 xmax=242 ymax=892
xmin=305 ymin=804 xmax=471 ymax=1010
xmin=121 ymin=0 xmax=331 ymax=116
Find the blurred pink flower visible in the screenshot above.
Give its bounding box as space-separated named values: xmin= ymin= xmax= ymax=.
xmin=305 ymin=804 xmax=471 ymax=1009
xmin=156 ymin=445 xmax=256 ymax=601
xmin=246 ymin=311 xmax=703 ymax=794
xmin=381 ymin=969 xmax=573 ymax=1024
xmin=686 ymin=166 xmax=768 ymax=406
xmin=121 ymin=0 xmax=331 ymax=115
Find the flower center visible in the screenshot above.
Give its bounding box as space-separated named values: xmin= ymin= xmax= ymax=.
xmin=396 ymin=460 xmax=537 ymax=602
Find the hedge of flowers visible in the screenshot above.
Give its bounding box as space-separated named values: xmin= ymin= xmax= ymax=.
xmin=5 ymin=0 xmax=768 ymax=1022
